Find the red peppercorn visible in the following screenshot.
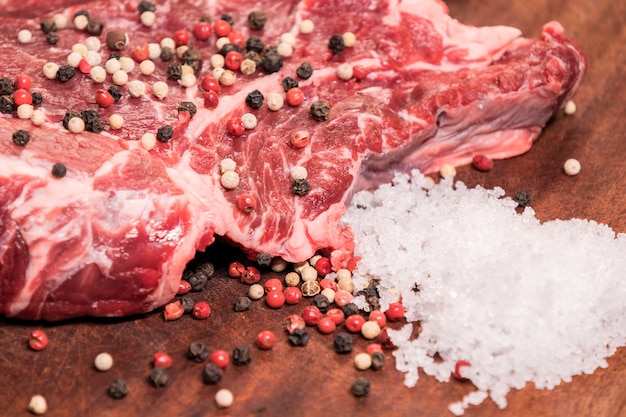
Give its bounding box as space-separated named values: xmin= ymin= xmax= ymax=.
xmin=368 ymin=310 xmax=387 ymax=328
xmin=256 ymin=330 xmax=277 ymax=350
xmin=266 ymin=289 xmax=286 ymax=309
xmin=131 ymin=43 xmax=150 ymax=62
xmin=95 ymin=89 xmax=114 ymax=108
xmin=283 ymin=286 xmax=302 ymax=305
xmin=347 ymin=256 xmax=360 ymax=272
xmin=326 ymin=308 xmax=345 ymax=325
xmin=453 ymin=360 xmax=471 ymax=380
xmin=472 ymin=155 xmax=493 ymax=172
xmin=14 ymin=74 xmax=32 ymax=90
xmin=264 ymin=278 xmax=283 ymax=293
xmin=385 ymin=302 xmax=405 ymax=322
xmin=164 ymin=300 xmax=184 ymax=321
xmin=28 ymin=329 xmax=49 ymax=351
xmin=203 ymin=91 xmax=219 ymax=109
xmin=13 ymin=89 xmax=32 ymax=106
xmin=286 ymin=314 xmax=306 ymax=334
xmin=192 ymin=301 xmax=211 ymax=319
xmin=334 ymin=289 xmax=354 ymax=307
xmin=379 ymin=328 xmax=395 ymax=349
xmin=237 ymin=193 xmax=257 ymax=213
xmin=286 ymin=87 xmax=304 ymax=107
xmin=319 ymin=278 xmax=337 ymax=291
xmin=228 ymin=261 xmax=245 ymax=278
xmin=210 ymin=349 xmax=230 ymax=368
xmin=241 ymin=266 xmax=261 ymax=284
xmin=213 ymin=19 xmax=231 ymax=37
xmin=173 ymin=29 xmax=190 ymax=46
xmin=78 ymin=59 xmax=92 ymax=74
xmin=224 ymin=51 xmax=243 ymax=71
xmin=314 ymin=257 xmax=331 ymax=277
xmin=301 ymin=305 xmax=323 ymax=326
xmin=228 ymin=30 xmax=245 ymax=48
xmin=291 ymin=130 xmax=309 ymax=149
xmin=317 ymin=316 xmax=336 ymax=334
xmin=226 ymin=117 xmax=245 ymax=136
xmin=353 ymin=65 xmax=367 ymax=80
xmin=345 ymin=314 xmax=366 ymax=333
xmin=193 ymin=21 xmax=213 ymax=41
xmin=200 ymin=76 xmax=220 ymax=93
xmin=153 ymin=351 xmax=173 ymax=369
xmin=177 ymin=280 xmax=192 ymax=295
xmin=366 ymin=343 xmax=383 ymax=355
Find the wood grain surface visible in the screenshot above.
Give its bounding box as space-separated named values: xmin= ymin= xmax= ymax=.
xmin=2 ymin=0 xmax=625 ymax=416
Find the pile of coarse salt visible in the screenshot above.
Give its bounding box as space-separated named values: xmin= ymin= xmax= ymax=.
xmin=342 ymin=170 xmax=626 ymax=415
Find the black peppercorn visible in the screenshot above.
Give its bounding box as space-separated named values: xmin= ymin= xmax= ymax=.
xmin=196 ymin=262 xmax=215 ymax=279
xmin=245 ymin=90 xmax=264 ymax=109
xmin=46 ymin=31 xmax=60 ymax=45
xmin=514 ymin=190 xmax=531 ymax=208
xmin=245 ymin=36 xmax=265 ymax=53
xmin=157 ymin=125 xmax=174 ymax=142
xmin=12 ymin=130 xmax=30 ymax=146
xmin=0 ymin=78 xmax=14 ymax=96
xmin=149 ymin=366 xmax=168 ymax=388
xmin=178 ymin=101 xmax=198 ymax=119
xmin=340 ymin=302 xmax=360 ymax=318
xmin=371 ymin=351 xmax=385 ymax=370
xmin=247 ymin=11 xmax=267 ymax=30
xmin=245 ymin=51 xmax=263 ymax=67
xmin=296 ymin=62 xmax=313 ymax=80
xmin=187 ymin=271 xmax=208 ymax=292
xmin=81 ymin=110 xmax=104 ymax=134
xmin=51 ymin=163 xmax=67 ymax=178
xmin=310 ymin=99 xmax=331 ymax=121
xmin=179 ymin=295 xmax=195 ymax=313
xmin=40 ymin=19 xmax=56 ymax=34
xmin=160 ymin=47 xmax=174 ymax=61
xmin=0 ymin=95 xmax=15 ymax=114
xmin=288 ymin=328 xmax=309 ymax=346
xmin=31 ymin=92 xmax=43 ymax=105
xmin=199 ymin=15 xmax=212 ymax=23
xmin=234 ymin=296 xmax=251 ymax=312
xmin=232 ymin=344 xmax=251 ymax=366
xmin=86 ymin=18 xmax=104 ymax=35
xmin=188 ymin=341 xmax=209 ymax=363
xmin=292 ymin=178 xmax=310 ymax=196
xmin=138 ymin=0 xmax=156 ymax=13
xmin=56 ymin=65 xmax=76 ymax=82
xmin=351 ymin=377 xmax=370 ymax=397
xmin=106 ymin=30 xmax=127 ymax=50
xmin=312 ymin=294 xmax=331 ymax=313
xmin=108 ymin=378 xmax=129 ymax=399
xmin=166 ymin=62 xmax=182 ymax=81
xmin=220 ymin=14 xmax=235 ymax=26
xmin=220 ymin=43 xmax=242 ymax=56
xmin=73 ymin=10 xmax=89 ymax=20
xmin=62 ymin=111 xmax=81 ymax=130
xmin=328 ymin=35 xmax=345 ymax=54
xmin=182 ymin=46 xmax=202 ymax=73
xmin=108 ymin=52 xmax=121 ymax=60
xmin=333 ymin=332 xmax=354 ymax=354
xmin=256 ymin=252 xmax=272 ymax=267
xmin=80 ymin=109 xmax=99 ymax=124
xmin=281 ymin=77 xmax=299 ymax=92
xmin=108 ymin=85 xmax=122 ymax=102
xmin=261 ymin=47 xmax=283 ymax=73
xmin=202 ymin=363 xmax=223 ymax=384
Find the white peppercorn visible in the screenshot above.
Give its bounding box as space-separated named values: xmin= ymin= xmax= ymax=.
xmin=564 ymin=100 xmax=577 ymax=115
xmin=220 ymin=171 xmax=240 ymax=189
xmin=17 ymin=29 xmax=33 ymax=44
xmin=139 ymin=59 xmax=156 ymax=75
xmin=112 ymin=70 xmax=129 ymax=86
xmin=248 ymin=284 xmax=264 ymax=300
xmin=89 ymin=66 xmax=106 ymax=83
xmin=84 ymin=50 xmax=101 ymax=66
xmin=440 ymin=163 xmax=456 ymax=179
xmin=266 ymin=92 xmax=284 ymax=111
xmin=67 ymin=117 xmax=85 ymax=133
xmin=52 ymin=13 xmax=68 ymax=30
xmin=337 ymin=277 xmax=355 ymax=292
xmin=290 ymin=166 xmax=308 ymax=181
xmin=285 ymin=271 xmax=301 ymax=287
xmin=31 ymin=109 xmax=46 ymax=126
xmin=119 ymin=56 xmax=135 ymax=73
xmin=71 ymin=43 xmax=88 ymax=56
xmin=178 ymin=73 xmax=197 ymax=88
xmin=140 ymin=132 xmax=157 ymax=150
xmin=219 ymin=70 xmax=236 ymax=86
xmin=27 ymin=394 xmax=47 ymax=415
xmin=342 ymin=32 xmax=357 ymax=47
xmin=563 ymin=158 xmax=581 ymax=176
xmin=219 ymin=157 xmax=237 ymax=173
xmin=210 ymin=54 xmax=225 ymax=68
xmin=17 ymin=104 xmax=34 ymax=120
xmin=67 ymin=52 xmax=83 ymax=67
xmin=215 ymin=388 xmax=234 ymax=408
xmin=160 ymin=37 xmax=175 ymax=50
xmin=241 ymin=113 xmax=258 ymax=130
xmin=361 ymin=321 xmax=382 ymax=340
xmin=354 ymin=352 xmax=372 ymax=370
xmin=109 ymin=114 xmax=124 ymax=130
xmin=299 ymin=19 xmax=315 ymax=34
xmin=212 ymin=67 xmax=226 ymax=81
xmin=85 ymin=36 xmax=101 ymax=51
xmin=94 ymin=352 xmax=114 ymax=371
xmin=337 ymin=63 xmax=354 ymax=81
xmin=152 ymin=81 xmax=168 ymax=99
xmin=277 ymin=42 xmax=293 ymax=57
xmin=215 ymin=36 xmax=230 ymax=50
xmin=73 ymin=15 xmax=89 ymax=30
xmin=128 ymin=80 xmax=146 ymax=98
xmin=148 ymin=43 xmax=161 ymax=59
xmin=43 ymin=62 xmax=59 ymax=79
xmin=105 ymin=58 xmax=121 ymax=74
xmin=336 ymin=268 xmax=352 ymax=281
xmin=239 ymin=58 xmax=256 ymax=75
xmin=321 ymin=288 xmax=336 ymax=303
xmin=300 ymin=265 xmax=318 ymax=282
xmin=141 ymin=11 xmax=156 ymax=27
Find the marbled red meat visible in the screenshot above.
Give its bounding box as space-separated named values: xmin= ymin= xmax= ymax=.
xmin=0 ymin=0 xmax=586 ymax=320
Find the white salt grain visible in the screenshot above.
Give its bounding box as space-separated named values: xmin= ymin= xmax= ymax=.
xmin=343 ymin=170 xmax=626 ymax=413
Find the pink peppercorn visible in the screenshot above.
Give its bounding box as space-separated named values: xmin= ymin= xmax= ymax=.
xmin=368 ymin=310 xmax=387 ymax=328
xmin=153 ymin=351 xmax=173 ymax=368
xmin=264 ymin=278 xmax=283 ymax=293
xmin=345 ymin=314 xmax=365 ymax=333
xmin=283 ymin=286 xmax=302 ymax=305
xmin=314 ymin=257 xmax=332 ymax=277
xmin=192 ymin=301 xmax=211 ymax=319
xmin=385 ymin=302 xmax=405 ymax=322
xmin=227 ymin=117 xmax=245 ymax=136
xmin=203 ymin=91 xmax=220 ymax=109
xmin=453 ymin=360 xmax=471 ymax=380
xmin=164 ymin=300 xmax=184 ymax=321
xmin=28 ymin=330 xmax=49 ymax=351
xmin=265 ymin=289 xmax=286 ymax=309
xmin=210 ymin=349 xmax=230 ymax=368
xmin=366 ymin=343 xmax=383 ymax=355
xmin=334 ymin=289 xmax=354 ymax=307
xmin=256 ymin=330 xmax=277 ymax=350
xmin=316 ymin=316 xmax=337 ymax=334
xmin=301 ymin=305 xmax=323 ymax=326
xmin=241 ymin=266 xmax=261 ymax=284
xmin=326 ymin=308 xmax=345 ymax=325
xmin=177 ymin=280 xmax=192 ymax=295
xmin=472 ymin=155 xmax=493 ymax=172
xmin=286 ymin=314 xmax=306 ymax=334
xmin=228 ymin=261 xmax=245 ymax=278
xmin=319 ymin=278 xmax=337 ymax=291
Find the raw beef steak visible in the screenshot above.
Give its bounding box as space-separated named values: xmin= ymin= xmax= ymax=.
xmin=0 ymin=0 xmax=586 ymax=320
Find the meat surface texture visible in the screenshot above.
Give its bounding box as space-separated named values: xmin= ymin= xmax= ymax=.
xmin=0 ymin=0 xmax=586 ymax=320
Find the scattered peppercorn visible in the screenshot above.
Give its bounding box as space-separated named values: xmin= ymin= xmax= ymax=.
xmin=31 ymin=92 xmax=43 ymax=105
xmin=261 ymin=47 xmax=283 ymax=73
xmin=256 ymin=252 xmax=272 ymax=267
xmin=245 ymin=90 xmax=264 ymax=109
xmin=178 ymin=101 xmax=197 ymax=119
xmin=157 ymin=125 xmax=174 ymax=142
xmin=296 ymin=62 xmax=313 ymax=80
xmin=514 ymin=190 xmax=531 ymax=208
xmin=73 ymin=10 xmax=90 ymax=20
xmin=179 ymin=296 xmax=195 ymax=313
xmin=109 ymin=52 xmax=121 ymax=60
xmin=107 ymin=85 xmax=122 ymax=102
xmin=234 ymin=296 xmax=251 ymax=312
xmin=0 ymin=78 xmax=14 ymax=96
xmin=62 ymin=111 xmax=81 ymax=130
xmin=246 ymin=51 xmax=263 ymax=67
xmin=0 ymin=95 xmax=14 ymax=114
xmin=46 ymin=31 xmax=60 ymax=45
xmin=40 ymin=19 xmax=56 ymax=34
xmin=149 ymin=366 xmax=168 ymax=388
xmin=247 ymin=11 xmax=267 ymax=30
xmin=166 ymin=62 xmax=183 ymax=81
xmin=106 ymin=30 xmax=127 ymax=50
xmin=86 ymin=18 xmax=104 ymax=35
xmin=328 ymin=35 xmax=345 ymax=54
xmin=220 ymin=13 xmax=235 ymax=26
xmin=51 ymin=163 xmax=67 ymax=178
xmin=371 ymin=351 xmax=385 ymax=370
xmin=160 ymin=47 xmax=174 ymax=61
xmin=232 ymin=344 xmax=252 ymax=366
xmin=28 ymin=329 xmax=49 ymax=351
xmin=188 ymin=341 xmax=210 ymax=363
xmin=288 ymin=328 xmax=309 ymax=346
xmin=351 ymin=377 xmax=370 ymax=397
xmin=311 ymin=294 xmax=331 ymax=313
xmin=182 ymin=46 xmax=202 ymax=73
xmin=310 ymin=99 xmax=331 ymax=121
xmin=245 ymin=35 xmax=265 ymax=53
xmin=138 ymin=0 xmax=156 ymax=13
xmin=281 ymin=76 xmax=299 ymax=92
xmin=220 ymin=43 xmax=242 ymax=56
xmin=108 ymin=378 xmax=129 ymax=399
xmin=340 ymin=302 xmax=360 ymax=318
xmin=12 ymin=129 xmax=30 ymax=146
xmin=292 ymin=178 xmax=310 ymax=196
xmin=202 ymin=362 xmax=223 ymax=384
xmin=81 ymin=109 xmax=104 ymax=133
xmin=333 ymin=332 xmax=354 ymax=354
xmin=56 ymin=65 xmax=76 ymax=82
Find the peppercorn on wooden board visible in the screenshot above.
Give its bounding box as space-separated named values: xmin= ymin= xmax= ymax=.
xmin=2 ymin=0 xmax=626 ymax=416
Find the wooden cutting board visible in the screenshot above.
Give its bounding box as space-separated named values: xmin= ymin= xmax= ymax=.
xmin=2 ymin=0 xmax=625 ymax=416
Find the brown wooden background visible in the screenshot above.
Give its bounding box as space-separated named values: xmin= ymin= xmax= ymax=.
xmin=1 ymin=0 xmax=626 ymax=416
